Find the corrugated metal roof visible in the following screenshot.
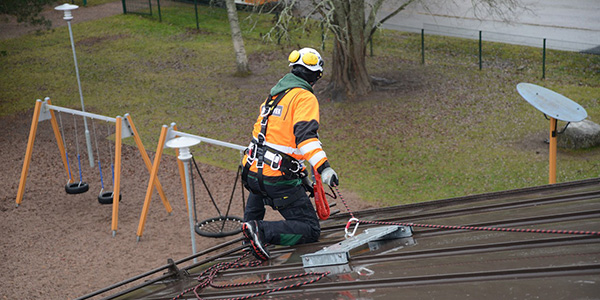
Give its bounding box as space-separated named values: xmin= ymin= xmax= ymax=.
xmin=81 ymin=178 xmax=600 ymax=300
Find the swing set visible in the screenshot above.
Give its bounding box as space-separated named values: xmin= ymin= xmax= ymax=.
xmin=16 ymin=97 xmax=174 ymax=235
xmin=136 ymin=123 xmax=246 ymax=241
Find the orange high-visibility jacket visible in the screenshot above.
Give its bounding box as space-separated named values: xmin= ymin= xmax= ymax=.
xmin=244 ymin=84 xmax=329 ymax=181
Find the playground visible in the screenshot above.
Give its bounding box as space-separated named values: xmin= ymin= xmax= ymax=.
xmin=0 ymin=5 xmax=374 ymax=298
xmin=0 ymin=107 xmax=372 ymax=299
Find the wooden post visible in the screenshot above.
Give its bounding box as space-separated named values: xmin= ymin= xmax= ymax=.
xmin=137 ymin=125 xmax=169 ymax=240
xmin=16 ymin=100 xmax=43 ymax=206
xmin=47 ymin=99 xmax=70 ymax=181
xmin=17 ymin=100 xmax=168 ymax=236
xmin=173 ymin=124 xmax=188 ymax=214
xmin=126 ymin=114 xmax=172 ymax=213
xmin=111 ymin=116 xmax=123 ymax=235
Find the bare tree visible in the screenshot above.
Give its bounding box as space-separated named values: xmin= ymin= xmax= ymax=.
xmin=225 ymin=0 xmax=250 ymax=75
xmin=268 ymin=0 xmax=523 ymax=101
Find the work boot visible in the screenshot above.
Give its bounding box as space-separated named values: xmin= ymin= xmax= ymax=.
xmin=242 ymin=221 xmax=270 ymax=261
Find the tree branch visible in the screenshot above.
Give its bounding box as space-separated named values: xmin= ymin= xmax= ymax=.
xmin=364 ymin=0 xmax=384 ymax=41
xmin=369 ymin=0 xmax=417 ymax=38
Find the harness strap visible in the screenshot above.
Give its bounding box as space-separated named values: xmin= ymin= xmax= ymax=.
xmin=242 ymin=90 xmax=290 ymax=197
xmin=247 ymin=142 xmax=301 ymax=174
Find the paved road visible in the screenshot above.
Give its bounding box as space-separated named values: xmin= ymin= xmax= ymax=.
xmin=3 ymin=0 xmax=598 ymax=53
xmin=378 ymin=0 xmax=600 ymax=52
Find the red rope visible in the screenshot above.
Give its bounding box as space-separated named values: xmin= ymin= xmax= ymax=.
xmin=172 ymin=251 xmax=330 ymax=300
xmin=333 ymin=186 xmax=600 ymax=236
xmin=312 ymin=167 xmax=330 ymax=220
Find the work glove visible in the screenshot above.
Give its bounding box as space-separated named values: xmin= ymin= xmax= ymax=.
xmin=320 ymin=167 xmax=339 ymax=187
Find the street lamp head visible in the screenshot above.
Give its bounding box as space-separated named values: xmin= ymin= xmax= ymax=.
xmin=55 ymin=3 xmax=79 ymax=21
xmin=165 ymin=137 xmax=201 ymax=162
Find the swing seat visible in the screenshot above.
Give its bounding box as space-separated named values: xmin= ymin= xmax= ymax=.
xmin=195 ymin=216 xmax=243 ymax=238
xmin=98 ymin=191 xmax=122 ymax=205
xmin=65 ymin=182 xmax=89 ymax=194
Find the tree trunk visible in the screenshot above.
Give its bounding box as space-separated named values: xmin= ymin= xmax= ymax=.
xmin=225 ymin=0 xmax=250 ymax=75
xmin=326 ymin=0 xmax=372 ymax=101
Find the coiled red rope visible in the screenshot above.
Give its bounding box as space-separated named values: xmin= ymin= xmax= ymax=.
xmin=333 ymin=186 xmax=600 ymax=236
xmin=172 ymin=251 xmax=330 ymax=300
xmin=312 ymin=167 xmax=330 ymax=220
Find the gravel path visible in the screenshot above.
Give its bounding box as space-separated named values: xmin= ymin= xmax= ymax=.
xmin=0 ymin=1 xmax=122 ymax=40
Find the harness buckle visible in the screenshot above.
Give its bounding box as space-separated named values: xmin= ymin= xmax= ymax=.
xmin=256 ymin=133 xmax=266 ymax=145
xmin=260 ymin=106 xmax=272 ymax=117
xmin=246 ymin=142 xmax=257 ymax=165
xmin=270 ymin=153 xmax=282 ymax=171
xmin=260 ymin=117 xmax=269 ymax=127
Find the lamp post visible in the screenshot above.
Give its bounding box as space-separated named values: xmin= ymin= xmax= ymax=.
xmin=55 ymin=3 xmax=94 ymax=168
xmin=165 ymin=136 xmax=201 ymax=263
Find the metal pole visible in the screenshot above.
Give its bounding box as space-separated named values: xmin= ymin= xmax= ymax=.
xmin=59 ymin=5 xmax=95 ymax=168
xmin=549 ymin=117 xmax=557 ymax=184
xmin=478 ymin=30 xmax=482 ymax=70
xmin=542 ymin=38 xmax=546 ymax=79
xmin=194 ymin=0 xmax=199 ymax=30
xmin=172 ymin=130 xmax=245 ymax=151
xmin=45 ymin=103 xmax=118 ymax=122
xmin=421 ymin=29 xmax=425 ymax=64
xmin=157 ymin=0 xmax=162 ymax=22
xmin=164 ymin=136 xmax=200 ymax=259
xmin=180 ymin=149 xmax=198 ymax=263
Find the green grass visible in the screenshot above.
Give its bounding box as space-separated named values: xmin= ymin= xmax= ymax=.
xmin=1 ymin=3 xmax=598 ymax=207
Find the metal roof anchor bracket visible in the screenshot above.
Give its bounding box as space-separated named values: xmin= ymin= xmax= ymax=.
xmin=301 ymin=225 xmax=413 ymax=268
xmin=164 ymin=258 xmax=189 ymax=281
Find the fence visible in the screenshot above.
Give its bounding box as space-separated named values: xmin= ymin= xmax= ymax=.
xmin=118 ymin=1 xmax=597 ymax=79
xmin=122 ymin=0 xmax=160 ymax=19
xmin=120 ymin=0 xmax=255 ymax=30
xmin=378 ymin=22 xmax=598 ymax=79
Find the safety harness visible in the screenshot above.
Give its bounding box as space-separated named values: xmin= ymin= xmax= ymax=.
xmin=242 ymin=89 xmax=304 ymax=199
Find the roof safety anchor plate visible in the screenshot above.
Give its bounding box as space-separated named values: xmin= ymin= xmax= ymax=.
xmin=301 ymin=225 xmax=413 ymax=268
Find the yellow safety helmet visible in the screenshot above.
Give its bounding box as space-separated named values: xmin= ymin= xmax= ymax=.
xmin=288 ymin=47 xmax=324 ymax=72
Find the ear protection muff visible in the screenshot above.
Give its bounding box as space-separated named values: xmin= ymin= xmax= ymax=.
xmin=301 ymin=52 xmax=319 ymax=66
xmin=289 ymin=50 xmax=301 ymax=64
xmin=289 ymin=49 xmax=324 ymax=69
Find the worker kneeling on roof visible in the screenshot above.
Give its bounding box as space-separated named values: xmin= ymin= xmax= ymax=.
xmin=241 ymin=47 xmax=338 ymax=261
